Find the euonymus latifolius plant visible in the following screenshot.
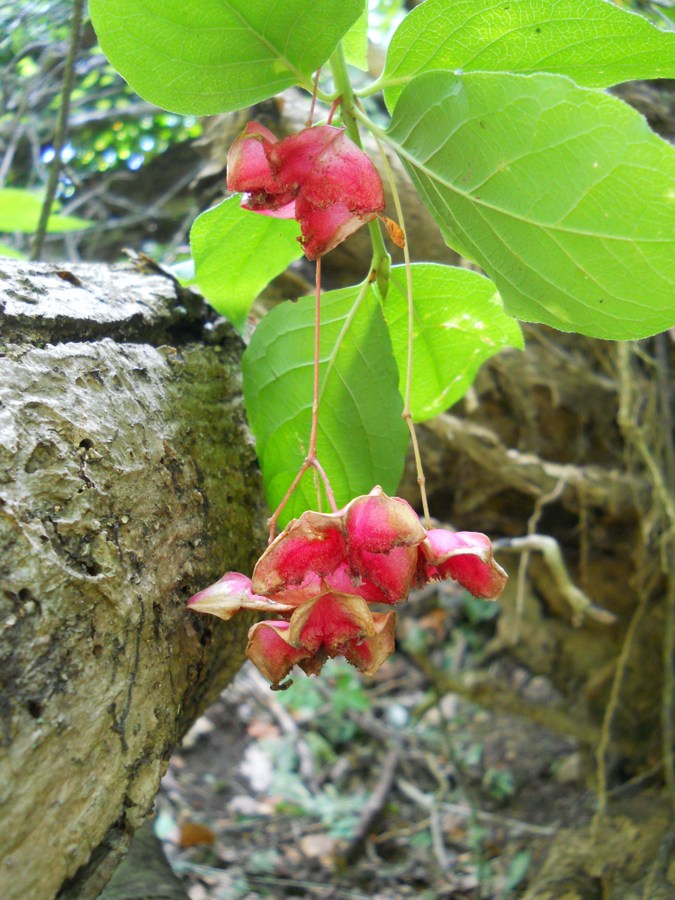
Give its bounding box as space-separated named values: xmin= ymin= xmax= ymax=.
xmin=91 ymin=0 xmax=675 ymax=688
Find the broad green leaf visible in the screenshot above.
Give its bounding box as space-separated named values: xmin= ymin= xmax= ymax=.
xmin=342 ymin=2 xmax=369 ymax=71
xmin=382 ymin=0 xmax=675 ymax=109
xmin=385 ymin=71 xmax=675 ymax=340
xmin=243 ymin=283 xmax=407 ymax=527
xmin=89 ymin=0 xmax=364 ymax=115
xmin=191 ymin=197 xmax=302 ymax=330
xmin=0 ymin=188 xmax=90 ymax=234
xmin=382 ymin=264 xmax=523 ymax=422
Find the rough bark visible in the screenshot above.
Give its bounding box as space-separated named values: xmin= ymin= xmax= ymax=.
xmin=0 ymin=259 xmax=266 ymax=899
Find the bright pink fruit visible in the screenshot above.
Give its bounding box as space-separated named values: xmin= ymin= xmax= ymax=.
xmin=419 ymin=529 xmax=508 ymax=599
xmin=188 ymin=488 xmax=507 ymax=687
xmin=227 ymin=122 xmax=386 ymax=259
xmin=246 ymin=593 xmax=397 ymax=687
xmin=252 ymin=487 xmax=426 ymax=606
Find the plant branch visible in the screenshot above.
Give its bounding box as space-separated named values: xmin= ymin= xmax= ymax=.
xmin=30 ymin=0 xmax=85 ymax=261
xmin=421 ymin=413 xmax=644 ymax=517
xmin=591 ymin=581 xmax=650 ymax=836
xmin=494 ymin=534 xmax=616 ymax=627
xmin=340 ymin=745 xmax=401 ymax=863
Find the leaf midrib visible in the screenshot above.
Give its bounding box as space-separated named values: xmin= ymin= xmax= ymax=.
xmin=221 ymin=0 xmax=306 ymax=83
xmin=385 ymin=126 xmax=667 ymax=245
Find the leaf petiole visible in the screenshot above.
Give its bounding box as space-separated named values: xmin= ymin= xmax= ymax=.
xmin=266 ymin=257 xmax=337 ymax=541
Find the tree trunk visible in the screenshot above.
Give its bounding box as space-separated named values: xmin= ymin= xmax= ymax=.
xmin=0 ymin=259 xmax=265 ymax=899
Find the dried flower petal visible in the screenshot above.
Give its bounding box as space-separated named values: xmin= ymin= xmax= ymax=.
xmin=188 ymin=572 xmax=294 ymax=621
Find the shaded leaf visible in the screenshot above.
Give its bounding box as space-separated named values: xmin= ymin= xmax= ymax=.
xmin=191 ymin=197 xmax=302 ymax=330
xmin=90 ymin=0 xmax=364 ymax=115
xmin=382 ymin=264 xmax=523 ymax=422
xmin=243 ymin=283 xmax=407 ymax=527
xmin=385 ymin=71 xmax=675 ymax=340
xmin=382 ymin=0 xmax=675 ymax=110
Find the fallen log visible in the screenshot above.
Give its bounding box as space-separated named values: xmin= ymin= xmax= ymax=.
xmin=0 ymin=258 xmax=265 ymax=899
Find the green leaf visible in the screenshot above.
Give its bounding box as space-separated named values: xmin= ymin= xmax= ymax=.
xmin=89 ymin=0 xmax=364 ymax=115
xmin=191 ymin=197 xmax=302 ymax=330
xmin=342 ymin=1 xmax=369 ymax=72
xmin=382 ymin=0 xmax=675 ymax=109
xmin=0 ymin=243 xmax=26 ymax=260
xmin=242 ymin=283 xmax=408 ymax=527
xmin=382 ymin=264 xmax=522 ymax=422
xmin=503 ymin=850 xmax=532 ymax=895
xmin=385 ymin=71 xmax=675 ymax=340
xmin=0 ymin=188 xmax=90 ymax=234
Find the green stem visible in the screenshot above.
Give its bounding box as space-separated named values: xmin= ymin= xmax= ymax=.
xmin=356 ymin=75 xmax=408 ymax=99
xmin=372 ymin=132 xmax=430 ymax=527
xmin=329 ymin=44 xmax=391 ymax=297
xmin=266 ymin=258 xmax=337 ymax=541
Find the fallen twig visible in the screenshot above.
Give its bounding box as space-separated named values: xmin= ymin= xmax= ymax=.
xmin=340 ymin=745 xmax=401 ymax=864
xmin=396 ymin=777 xmax=556 ymax=837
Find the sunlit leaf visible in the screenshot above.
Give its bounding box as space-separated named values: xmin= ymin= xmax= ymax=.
xmin=0 ymin=243 xmax=25 ymax=259
xmin=191 ymin=197 xmax=302 ymax=330
xmin=382 ymin=264 xmax=523 ymax=422
xmin=243 ymin=283 xmax=407 ymax=527
xmin=0 ymin=188 xmax=90 ymax=234
xmin=342 ymin=1 xmax=369 ymax=71
xmin=382 ymin=0 xmax=675 ymax=110
xmin=90 ymin=0 xmax=364 ymax=115
xmin=385 ymin=71 xmax=675 ymax=340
